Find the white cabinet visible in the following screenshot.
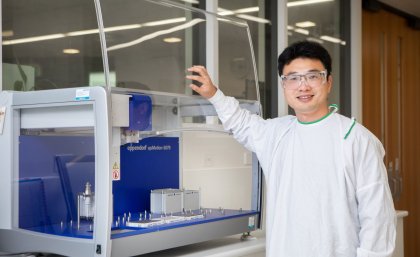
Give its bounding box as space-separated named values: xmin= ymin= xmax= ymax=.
xmin=394 ymin=210 xmax=409 ymax=257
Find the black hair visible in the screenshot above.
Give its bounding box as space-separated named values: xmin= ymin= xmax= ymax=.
xmin=277 ymin=41 xmax=332 ymax=77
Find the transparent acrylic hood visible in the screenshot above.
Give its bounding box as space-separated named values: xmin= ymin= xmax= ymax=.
xmin=2 ymin=0 xmax=260 ymax=103
xmin=100 ymin=0 xmax=260 ymax=102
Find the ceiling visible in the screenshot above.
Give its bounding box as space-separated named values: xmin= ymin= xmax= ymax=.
xmin=379 ymin=0 xmax=420 ymax=18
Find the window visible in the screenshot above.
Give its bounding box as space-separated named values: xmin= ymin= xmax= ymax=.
xmin=287 ymin=0 xmax=351 ymax=116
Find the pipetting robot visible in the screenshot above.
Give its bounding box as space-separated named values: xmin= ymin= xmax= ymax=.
xmin=0 ymin=0 xmax=263 ymax=256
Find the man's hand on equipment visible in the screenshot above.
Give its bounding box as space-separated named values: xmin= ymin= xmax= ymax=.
xmin=186 ymin=66 xmax=217 ymax=99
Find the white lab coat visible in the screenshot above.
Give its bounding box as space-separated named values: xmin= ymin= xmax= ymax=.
xmin=209 ymin=90 xmax=396 ymax=257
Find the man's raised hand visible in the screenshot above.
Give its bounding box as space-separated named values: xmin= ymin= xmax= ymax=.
xmin=186 ymin=66 xmax=217 ymax=99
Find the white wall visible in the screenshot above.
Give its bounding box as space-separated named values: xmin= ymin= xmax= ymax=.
xmin=182 ymin=129 xmax=253 ymax=210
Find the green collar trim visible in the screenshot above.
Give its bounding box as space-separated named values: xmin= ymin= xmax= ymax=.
xmin=344 ymin=118 xmax=356 ymax=140
xmin=298 ymin=111 xmax=333 ymax=125
xmin=297 ymin=104 xmax=339 ymax=125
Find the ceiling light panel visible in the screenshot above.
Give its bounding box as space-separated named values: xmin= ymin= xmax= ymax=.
xmin=63 ymin=48 xmax=80 ymax=54
xmin=217 ymin=8 xmax=234 ymax=16
xmin=294 ymin=28 xmax=309 ymax=35
xmin=295 ymin=21 xmax=316 ymax=28
xmin=163 ymin=37 xmax=182 ymax=43
xmin=320 ymin=35 xmax=342 ymax=43
xmin=287 ymin=0 xmax=334 ymax=7
xmin=2 ymin=30 xmax=14 ymax=37
xmin=236 ymin=14 xmax=270 ymax=24
xmin=235 ymin=7 xmax=259 ymax=14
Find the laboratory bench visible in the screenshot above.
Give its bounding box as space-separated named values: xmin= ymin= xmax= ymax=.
xmin=138 ymin=230 xmax=266 ymax=257
xmin=0 ymin=210 xmax=407 ymax=257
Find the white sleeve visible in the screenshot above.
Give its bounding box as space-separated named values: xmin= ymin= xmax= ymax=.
xmin=208 ymin=89 xmax=287 ymax=172
xmin=353 ymin=130 xmax=396 ymax=257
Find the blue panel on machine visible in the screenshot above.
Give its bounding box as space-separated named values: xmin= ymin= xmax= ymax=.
xmin=18 ymin=136 xmax=95 ymax=231
xmin=128 ymin=94 xmax=152 ymax=131
xmin=113 ymin=137 xmax=180 ymax=216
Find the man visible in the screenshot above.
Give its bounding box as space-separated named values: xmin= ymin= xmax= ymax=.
xmin=186 ymin=41 xmax=396 ymax=257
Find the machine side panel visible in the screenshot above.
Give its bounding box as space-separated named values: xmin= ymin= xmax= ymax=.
xmin=0 ymin=229 xmax=94 ymax=257
xmin=0 ymin=92 xmax=14 ymax=229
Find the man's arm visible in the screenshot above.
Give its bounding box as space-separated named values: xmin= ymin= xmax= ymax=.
xmin=186 ymin=66 xmax=281 ymax=172
xmin=354 ymin=130 xmax=396 ymax=257
xmin=186 ymin=65 xmax=264 ymax=153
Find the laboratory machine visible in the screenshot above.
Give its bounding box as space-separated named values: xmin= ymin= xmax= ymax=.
xmin=0 ymin=0 xmax=263 ymax=256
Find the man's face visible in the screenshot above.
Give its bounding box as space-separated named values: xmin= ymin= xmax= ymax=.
xmin=282 ymin=58 xmax=332 ymax=119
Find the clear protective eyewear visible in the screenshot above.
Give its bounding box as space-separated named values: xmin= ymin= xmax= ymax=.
xmin=280 ymin=70 xmax=327 ymax=89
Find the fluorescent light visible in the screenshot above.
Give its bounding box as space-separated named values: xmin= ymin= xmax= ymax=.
xmin=295 ymin=21 xmax=316 ymax=28
xmin=108 ymin=18 xmax=204 ymax=51
xmin=104 ymin=24 xmax=142 ymax=32
xmin=163 ymin=37 xmax=182 ymax=43
xmin=68 ymin=24 xmax=141 ymax=36
xmin=306 ymin=37 xmax=324 ymax=44
xmin=2 ymin=30 xmax=14 ymax=37
xmin=235 ymin=7 xmax=259 ymax=14
xmin=340 ymin=41 xmax=346 ymax=45
xmin=143 ymin=17 xmax=186 ymax=27
xmin=218 ymin=6 xmax=259 ymax=16
xmin=67 ymin=29 xmax=99 ymax=37
xmin=217 ymin=8 xmax=235 ymax=16
xmin=2 ymin=33 xmax=66 ymax=45
xmin=287 ymin=25 xmax=295 ymax=30
xmin=63 ymin=48 xmax=80 ymax=54
xmin=2 ymin=17 xmax=189 ymax=46
xmin=180 ymin=0 xmax=199 ymax=3
xmin=320 ymin=35 xmax=342 ymax=43
xmin=294 ymin=28 xmax=309 ymax=35
xmin=287 ymin=0 xmax=334 ymax=7
xmin=236 ymin=14 xmax=270 ymax=24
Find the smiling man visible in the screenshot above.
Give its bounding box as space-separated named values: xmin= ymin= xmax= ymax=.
xmin=186 ymin=41 xmax=396 ymax=257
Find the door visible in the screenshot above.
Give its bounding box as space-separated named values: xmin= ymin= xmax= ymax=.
xmin=362 ymin=8 xmax=420 ymax=257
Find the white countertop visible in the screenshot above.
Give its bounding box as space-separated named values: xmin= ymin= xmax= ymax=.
xmin=138 ymin=230 xmax=266 ymax=257
xmin=396 ymin=210 xmax=408 ymax=218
